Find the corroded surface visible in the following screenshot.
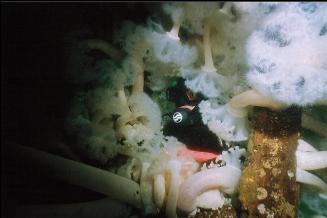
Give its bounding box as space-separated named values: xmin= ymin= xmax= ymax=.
xmin=239 ymin=107 xmax=301 ymax=218
xmin=252 ymin=106 xmax=301 ymax=137
xmin=194 ymin=204 xmax=238 ymax=218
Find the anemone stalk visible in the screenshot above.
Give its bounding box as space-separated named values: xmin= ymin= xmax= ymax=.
xmin=201 ymin=19 xmax=216 ymax=73
xmin=167 ymin=20 xmax=182 ymax=41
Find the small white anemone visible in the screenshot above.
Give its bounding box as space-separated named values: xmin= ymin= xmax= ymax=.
xmin=198 ymin=99 xmax=249 ymax=142
xmin=180 ymin=10 xmax=237 ymax=99
xmin=195 ymin=190 xmax=227 ymax=210
xmin=181 ymin=68 xmax=229 ymax=98
xmin=115 ymin=56 xmax=163 ymax=158
xmin=147 ymin=30 xmax=198 ymax=67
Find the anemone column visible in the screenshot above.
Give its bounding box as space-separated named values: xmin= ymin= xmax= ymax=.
xmin=239 ymin=106 xmax=301 ymax=218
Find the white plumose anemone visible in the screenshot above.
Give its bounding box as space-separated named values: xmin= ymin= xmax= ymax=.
xmin=246 ymin=3 xmax=327 ymax=106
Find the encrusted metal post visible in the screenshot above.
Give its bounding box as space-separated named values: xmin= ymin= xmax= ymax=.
xmin=239 ymin=106 xmax=301 ymax=218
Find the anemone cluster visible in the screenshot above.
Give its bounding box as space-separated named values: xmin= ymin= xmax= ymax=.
xmin=62 ymin=2 xmax=327 ymax=218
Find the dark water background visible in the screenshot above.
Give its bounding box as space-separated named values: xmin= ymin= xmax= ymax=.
xmin=2 ymin=3 xmax=160 ymax=217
